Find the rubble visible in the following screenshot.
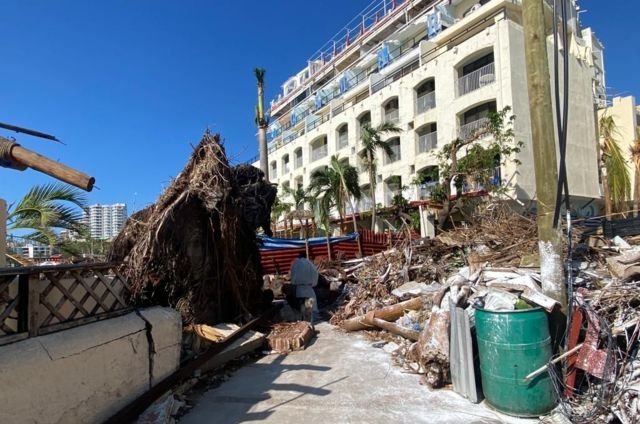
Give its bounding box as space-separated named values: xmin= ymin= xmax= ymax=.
xmin=325 ymin=201 xmax=640 ymax=422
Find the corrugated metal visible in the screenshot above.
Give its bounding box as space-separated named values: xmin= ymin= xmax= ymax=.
xmin=450 ymin=301 xmax=480 ymax=403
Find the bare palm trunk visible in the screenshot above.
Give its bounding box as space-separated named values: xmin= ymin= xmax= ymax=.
xmin=368 ymin=151 xmax=377 ymax=231
xmin=259 ymin=127 xmax=268 ymax=180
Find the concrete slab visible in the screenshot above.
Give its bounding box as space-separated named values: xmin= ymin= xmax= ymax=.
xmin=181 ymin=323 xmax=535 ymax=424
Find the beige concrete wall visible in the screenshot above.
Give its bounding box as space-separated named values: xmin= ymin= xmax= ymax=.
xmin=0 ymin=307 xmax=182 ymax=424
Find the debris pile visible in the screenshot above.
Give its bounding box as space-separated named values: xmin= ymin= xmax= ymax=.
xmin=328 ymin=202 xmax=640 ymax=421
xmin=110 ymin=132 xmax=276 ymax=324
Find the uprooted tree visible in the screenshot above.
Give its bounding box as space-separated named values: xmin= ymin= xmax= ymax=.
xmin=432 ymin=106 xmax=523 ymax=229
xmin=110 ymin=132 xmax=276 ymax=324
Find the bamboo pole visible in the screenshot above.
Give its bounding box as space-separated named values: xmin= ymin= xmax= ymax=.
xmin=0 ymin=137 xmax=95 ymax=191
xmin=522 ymin=0 xmax=566 ymax=312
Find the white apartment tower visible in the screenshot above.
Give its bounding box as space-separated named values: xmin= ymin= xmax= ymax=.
xmin=254 ymin=0 xmax=604 ymax=216
xmin=84 ymin=203 xmax=128 ymax=240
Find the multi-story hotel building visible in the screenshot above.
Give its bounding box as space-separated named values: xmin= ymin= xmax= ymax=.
xmin=255 ymin=0 xmax=605 ymax=214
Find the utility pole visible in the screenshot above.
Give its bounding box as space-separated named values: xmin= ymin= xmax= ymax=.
xmin=522 ymin=0 xmax=567 ymax=312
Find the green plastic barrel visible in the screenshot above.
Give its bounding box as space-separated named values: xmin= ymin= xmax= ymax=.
xmin=475 ymin=307 xmax=557 ymax=417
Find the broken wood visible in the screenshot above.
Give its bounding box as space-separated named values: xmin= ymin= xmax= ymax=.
xmin=339 ymin=297 xmax=425 ymax=332
xmin=368 ymin=316 xmax=420 ymax=341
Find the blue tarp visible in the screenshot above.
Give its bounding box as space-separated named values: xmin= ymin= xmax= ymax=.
xmin=257 ymin=233 xmax=357 ymax=250
xmin=377 ymin=44 xmax=391 ymax=70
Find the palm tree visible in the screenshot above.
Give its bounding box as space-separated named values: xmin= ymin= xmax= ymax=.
xmin=254 ymin=68 xmax=269 ymax=179
xmin=599 ymin=115 xmax=631 ymax=216
xmin=630 ymin=128 xmax=640 ymax=215
xmin=308 ymin=155 xmax=361 ymax=235
xmin=282 ymin=185 xmax=311 ymax=212
xmin=270 ymin=195 xmax=291 ymax=236
xmin=309 ymin=189 xmax=334 ymax=260
xmin=6 ymin=183 xmax=88 ymax=246
xmin=360 ymin=122 xmax=402 ymax=230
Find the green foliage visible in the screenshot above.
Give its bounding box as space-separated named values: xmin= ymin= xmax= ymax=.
xmin=7 ymin=183 xmax=89 ymax=246
xmin=600 ymin=115 xmax=631 ymax=212
xmin=435 ymin=106 xmax=522 ymax=197
xmin=308 ymin=155 xmax=361 ymax=232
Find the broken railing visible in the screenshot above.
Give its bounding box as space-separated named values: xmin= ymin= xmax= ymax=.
xmin=0 ymin=262 xmax=131 ymax=346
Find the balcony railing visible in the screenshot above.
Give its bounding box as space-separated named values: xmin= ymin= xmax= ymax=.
xmin=384 ymin=146 xmax=401 ymax=165
xmin=417 ymin=182 xmax=439 ymax=200
xmin=337 ymin=134 xmax=349 ymax=150
xmin=416 ymin=91 xmax=436 ymax=114
xmin=417 ymin=131 xmax=437 ymax=154
xmin=294 ymin=155 xmax=303 ymax=169
xmin=384 ymin=190 xmax=401 ymax=206
xmin=384 ymin=109 xmax=400 ymax=124
xmin=282 ymin=163 xmax=290 ymax=174
xmin=457 ymin=62 xmax=495 ymax=97
xmin=311 ymin=145 xmax=328 ymax=162
xmin=271 ymin=168 xmax=278 ymax=179
xmin=458 ymin=117 xmax=491 ymax=141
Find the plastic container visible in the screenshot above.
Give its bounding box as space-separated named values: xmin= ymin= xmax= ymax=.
xmin=475 ymin=306 xmax=558 ymax=417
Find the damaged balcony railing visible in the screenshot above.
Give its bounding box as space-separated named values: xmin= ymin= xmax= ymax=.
xmin=0 ymin=263 xmax=131 ymax=346
xmin=458 ymin=117 xmax=491 ymax=141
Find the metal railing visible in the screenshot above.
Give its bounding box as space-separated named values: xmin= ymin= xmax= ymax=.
xmin=457 ymin=62 xmax=495 ymax=97
xmin=417 ymin=182 xmax=439 ymax=200
xmin=311 ymin=145 xmax=328 ymax=162
xmin=416 ymin=91 xmax=436 ymax=114
xmin=458 ymin=117 xmax=491 ymax=141
xmin=417 ymin=131 xmax=437 ymax=154
xmin=282 ymin=164 xmax=290 ymax=174
xmin=270 ymin=167 xmax=278 ymax=179
xmin=294 ymin=155 xmax=303 ymax=169
xmin=307 ymin=114 xmax=330 ymax=132
xmin=372 ymin=59 xmax=420 ymax=93
xmin=384 ymin=144 xmax=401 ymax=164
xmin=337 ymin=134 xmax=349 ymax=150
xmin=384 ymin=109 xmax=400 ymax=124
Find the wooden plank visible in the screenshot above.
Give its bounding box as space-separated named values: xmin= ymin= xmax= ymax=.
xmin=70 ymin=271 xmax=110 ymax=316
xmin=40 ymin=298 xmax=68 ymax=325
xmin=28 ymin=276 xmax=42 ymax=337
xmin=48 ymin=271 xmax=89 ymax=319
xmin=0 ymin=295 xmax=19 ymax=324
xmin=37 ymin=307 xmax=134 ymax=336
xmin=112 ymin=269 xmax=132 ymax=293
xmin=17 ymin=274 xmax=28 ymax=333
xmin=0 ymin=332 xmax=28 ymax=346
xmin=0 ymin=262 xmax=119 ymax=277
xmin=91 ymin=279 xmax=115 ymax=315
xmin=95 ymin=270 xmax=128 ymax=309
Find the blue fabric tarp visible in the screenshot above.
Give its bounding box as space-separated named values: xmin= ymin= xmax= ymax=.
xmin=257 ymin=233 xmax=357 ymax=250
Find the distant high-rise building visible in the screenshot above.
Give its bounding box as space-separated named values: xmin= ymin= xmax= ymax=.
xmin=83 ymin=203 xmax=128 ymax=240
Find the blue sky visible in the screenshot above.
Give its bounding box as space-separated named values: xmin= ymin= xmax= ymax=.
xmin=1 ymin=0 xmax=636 ymax=213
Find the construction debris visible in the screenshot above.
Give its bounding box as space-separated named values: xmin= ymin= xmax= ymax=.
xmin=266 ymin=321 xmax=315 ymax=353
xmin=110 ymin=132 xmax=276 ymax=324
xmin=324 ymin=202 xmax=640 ymax=422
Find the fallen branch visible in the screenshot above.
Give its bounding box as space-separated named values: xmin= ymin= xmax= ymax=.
xmin=340 ymin=297 xmax=425 ymax=332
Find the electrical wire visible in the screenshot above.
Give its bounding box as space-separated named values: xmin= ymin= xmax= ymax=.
xmin=552 ymin=0 xmax=571 ymax=230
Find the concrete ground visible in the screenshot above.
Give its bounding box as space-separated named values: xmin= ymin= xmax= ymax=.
xmin=180 ymin=323 xmax=535 ymax=424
